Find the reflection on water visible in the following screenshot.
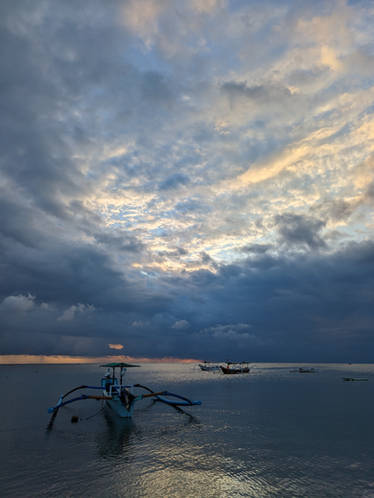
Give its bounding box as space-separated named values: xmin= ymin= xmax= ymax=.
xmin=96 ymin=409 xmax=136 ymax=458
xmin=2 ymin=363 xmax=374 ymax=497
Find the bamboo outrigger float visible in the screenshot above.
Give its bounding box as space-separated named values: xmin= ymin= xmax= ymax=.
xmin=48 ymin=362 xmax=201 ymax=419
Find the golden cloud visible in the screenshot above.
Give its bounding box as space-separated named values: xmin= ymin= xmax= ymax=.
xmin=108 ymin=343 xmax=124 ymax=350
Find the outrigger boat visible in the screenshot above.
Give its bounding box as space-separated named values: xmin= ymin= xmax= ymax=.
xmin=220 ymin=362 xmax=250 ymax=375
xmin=289 ymin=367 xmax=317 ymax=373
xmin=298 ymin=367 xmax=316 ymax=373
xmin=199 ymin=361 xmax=220 ymax=372
xmin=48 ymin=362 xmax=201 ymax=419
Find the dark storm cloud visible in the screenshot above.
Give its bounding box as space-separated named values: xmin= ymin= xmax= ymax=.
xmin=94 ymin=231 xmax=145 ymax=253
xmin=0 ymin=189 xmax=164 ymax=327
xmin=2 ymin=238 xmax=374 ymax=360
xmin=0 ymin=197 xmax=43 ymax=249
xmin=165 ymin=241 xmax=374 ymax=362
xmin=275 ymin=213 xmax=327 ymax=250
xmin=0 ymin=217 xmax=175 ymax=355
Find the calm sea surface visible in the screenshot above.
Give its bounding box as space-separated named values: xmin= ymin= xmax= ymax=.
xmin=1 ymin=363 xmax=374 ymax=497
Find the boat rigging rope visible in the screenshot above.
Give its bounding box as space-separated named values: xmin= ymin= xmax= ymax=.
xmin=83 ymin=402 xmax=105 ymax=421
xmin=75 ymin=400 xmax=105 ymax=422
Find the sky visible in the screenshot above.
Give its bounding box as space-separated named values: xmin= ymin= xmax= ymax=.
xmin=0 ymin=0 xmax=373 ymax=362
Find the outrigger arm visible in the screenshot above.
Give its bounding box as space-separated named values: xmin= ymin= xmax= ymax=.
xmin=48 ymin=384 xmax=172 ymax=414
xmin=134 ymin=384 xmax=202 ymax=407
xmin=48 ymin=385 xmax=107 ymax=414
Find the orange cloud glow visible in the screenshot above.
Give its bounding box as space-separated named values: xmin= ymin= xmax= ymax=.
xmin=108 ymin=343 xmax=124 ymax=350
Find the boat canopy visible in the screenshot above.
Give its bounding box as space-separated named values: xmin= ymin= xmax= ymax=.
xmin=100 ymin=362 xmax=140 ymax=368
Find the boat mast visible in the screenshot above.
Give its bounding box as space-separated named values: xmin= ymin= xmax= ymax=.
xmin=120 ymin=366 xmax=126 ymax=385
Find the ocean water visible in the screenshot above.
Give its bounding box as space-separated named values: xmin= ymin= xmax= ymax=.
xmin=1 ymin=363 xmax=374 ymax=497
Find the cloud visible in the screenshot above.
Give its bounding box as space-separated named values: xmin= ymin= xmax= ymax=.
xmin=275 ymin=213 xmax=327 ymax=250
xmin=159 ymin=173 xmax=190 ymax=191
xmin=199 ymin=323 xmax=254 ymax=341
xmin=108 ymin=343 xmax=124 ymax=350
xmin=121 ymin=0 xmax=165 ymax=47
xmin=221 ymin=81 xmax=293 ymax=108
xmin=320 ymin=45 xmax=343 ymax=72
xmin=1 ymin=238 xmax=374 ymax=361
xmin=239 ymin=244 xmax=272 ymax=254
xmin=172 ymin=320 xmax=189 ymax=329
xmin=58 ymin=303 xmax=95 ymax=322
xmin=0 ymin=294 xmax=35 ymax=312
xmin=313 ymin=199 xmax=356 ymax=223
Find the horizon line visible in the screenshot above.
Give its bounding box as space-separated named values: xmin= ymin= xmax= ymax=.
xmin=0 ymin=354 xmax=201 ymax=365
xmin=0 ymin=355 xmax=371 ymax=366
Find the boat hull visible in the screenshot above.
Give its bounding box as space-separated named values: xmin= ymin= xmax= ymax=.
xmin=220 ymin=366 xmax=250 ymax=374
xmin=105 ymin=398 xmax=134 ymax=418
xmin=199 ymin=365 xmax=220 ymax=371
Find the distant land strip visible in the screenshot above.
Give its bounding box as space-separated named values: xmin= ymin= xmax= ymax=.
xmin=0 ymin=355 xmax=200 ymax=365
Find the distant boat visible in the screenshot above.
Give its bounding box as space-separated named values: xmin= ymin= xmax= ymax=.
xmin=289 ymin=367 xmax=317 ymax=373
xmin=342 ymin=377 xmax=368 ymax=382
xmin=220 ymin=362 xmax=250 ymax=375
xmin=298 ymin=367 xmax=316 ymax=373
xmin=199 ymin=361 xmax=220 ymax=372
